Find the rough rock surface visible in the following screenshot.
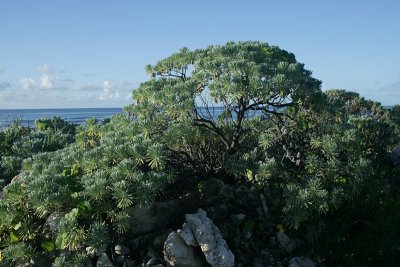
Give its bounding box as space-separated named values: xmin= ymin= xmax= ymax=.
xmin=97 ymin=253 xmax=114 ymax=267
xmin=177 ymin=222 xmax=198 ymax=247
xmin=276 ymin=232 xmax=297 ymax=253
xmin=185 ymin=209 xmax=235 ymax=267
xmin=45 ymin=212 xmax=63 ymax=234
xmin=164 ymin=231 xmax=207 ymax=267
xmin=127 ymin=200 xmax=178 ymax=236
xmin=288 ymin=257 xmax=316 ymax=267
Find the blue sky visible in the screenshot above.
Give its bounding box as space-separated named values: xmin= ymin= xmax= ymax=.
xmin=0 ymin=0 xmax=399 ymax=109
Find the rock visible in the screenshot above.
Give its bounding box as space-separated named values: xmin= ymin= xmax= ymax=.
xmin=231 ymin=213 xmax=246 ymax=223
xmin=146 ymin=257 xmax=164 ymax=267
xmin=164 ymin=231 xmax=207 ymax=267
xmin=97 ymin=253 xmax=114 ymax=267
xmin=177 ymin=223 xmax=198 ymax=246
xmin=122 ymin=259 xmax=137 ymax=267
xmin=205 ymin=204 xmax=229 ymax=222
xmin=45 ymin=212 xmax=63 ymax=234
xmin=127 ymin=200 xmax=179 ymax=236
xmin=153 ymin=231 xmax=172 ymax=250
xmin=115 ymin=244 xmax=131 ymax=255
xmin=185 ymin=208 xmax=235 ymax=267
xmin=276 ymin=232 xmax=297 ymax=253
xmin=288 ymin=257 xmax=316 ymax=267
xmin=86 ymin=246 xmax=97 ymax=258
xmin=203 ymin=178 xmax=225 ymax=197
xmin=147 ymin=248 xmax=162 ymax=259
xmin=115 ymin=255 xmax=126 ymax=265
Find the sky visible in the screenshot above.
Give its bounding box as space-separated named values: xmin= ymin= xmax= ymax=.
xmin=0 ymin=0 xmax=399 ymax=109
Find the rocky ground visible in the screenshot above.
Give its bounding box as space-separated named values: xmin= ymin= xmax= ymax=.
xmin=52 ymin=177 xmax=315 ymax=267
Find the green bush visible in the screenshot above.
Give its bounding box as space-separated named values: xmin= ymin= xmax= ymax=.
xmin=1 ymin=42 xmax=399 ymax=266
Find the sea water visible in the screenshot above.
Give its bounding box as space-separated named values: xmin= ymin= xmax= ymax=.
xmin=0 ymin=108 xmax=122 ymax=128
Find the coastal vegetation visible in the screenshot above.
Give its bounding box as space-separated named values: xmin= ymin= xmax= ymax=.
xmin=1 ymin=41 xmax=400 ymax=266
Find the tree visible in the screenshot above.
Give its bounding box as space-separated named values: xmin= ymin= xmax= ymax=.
xmin=129 ymin=42 xmax=322 ymax=159
xmin=325 ymin=89 xmax=388 ymax=121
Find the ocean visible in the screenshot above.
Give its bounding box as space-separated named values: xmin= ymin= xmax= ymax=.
xmin=0 ymin=108 xmax=123 ymax=128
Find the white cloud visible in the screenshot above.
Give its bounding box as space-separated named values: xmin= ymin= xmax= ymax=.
xmin=37 ymin=64 xmax=56 ymax=89
xmin=0 ymin=65 xmax=5 ymax=74
xmin=74 ymin=83 xmax=101 ymax=91
xmin=99 ymin=80 xmax=121 ymax=100
xmin=19 ymin=78 xmax=36 ymax=90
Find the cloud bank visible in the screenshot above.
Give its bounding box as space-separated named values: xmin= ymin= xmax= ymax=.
xmin=0 ymin=64 xmax=135 ymax=108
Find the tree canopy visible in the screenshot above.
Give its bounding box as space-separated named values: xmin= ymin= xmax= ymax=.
xmin=128 ymin=41 xmax=322 ymax=154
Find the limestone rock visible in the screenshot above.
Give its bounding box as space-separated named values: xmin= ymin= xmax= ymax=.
xmin=276 ymin=232 xmax=297 ymax=253
xmin=45 ymin=212 xmax=63 ymax=234
xmin=86 ymin=246 xmax=97 ymax=258
xmin=177 ymin=223 xmax=198 ymax=247
xmin=288 ymin=257 xmax=316 ymax=267
xmin=185 ymin=208 xmax=235 ymax=267
xmin=164 ymin=231 xmax=206 ymax=267
xmin=97 ymin=253 xmax=114 ymax=267
xmin=115 ymin=244 xmax=130 ymax=255
xmin=127 ymin=200 xmax=178 ymax=235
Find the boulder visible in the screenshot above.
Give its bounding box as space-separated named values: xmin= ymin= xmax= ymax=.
xmin=185 ymin=209 xmax=235 ymax=267
xmin=127 ymin=200 xmax=179 ymax=236
xmin=115 ymin=244 xmax=130 ymax=255
xmin=177 ymin=223 xmax=198 ymax=247
xmin=288 ymin=257 xmax=316 ymax=267
xmin=45 ymin=212 xmax=63 ymax=234
xmin=276 ymin=232 xmax=297 ymax=253
xmin=164 ymin=231 xmax=207 ymax=267
xmin=97 ymin=253 xmax=114 ymax=267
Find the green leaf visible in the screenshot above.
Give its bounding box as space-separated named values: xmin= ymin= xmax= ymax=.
xmin=78 ymin=201 xmax=92 ymax=215
xmin=13 ymin=221 xmax=22 ymax=230
xmin=41 ymin=241 xmax=55 ymax=252
xmin=10 ymin=231 xmax=19 ymax=243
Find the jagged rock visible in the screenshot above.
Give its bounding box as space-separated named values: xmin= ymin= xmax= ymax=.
xmin=177 ymin=223 xmax=198 ymax=246
xmin=203 ymin=178 xmax=225 ymax=197
xmin=205 ymin=203 xmax=229 ymax=222
xmin=127 ymin=200 xmax=178 ymax=236
xmin=153 ymin=231 xmax=172 ymax=250
xmin=276 ymin=232 xmax=297 ymax=253
xmin=185 ymin=209 xmax=235 ymax=267
xmin=97 ymin=253 xmax=114 ymax=267
xmin=45 ymin=212 xmax=63 ymax=234
xmin=86 ymin=246 xmax=97 ymax=258
xmin=288 ymin=257 xmax=316 ymax=267
xmin=146 ymin=257 xmax=164 ymax=266
xmin=164 ymin=231 xmax=207 ymax=267
xmin=115 ymin=244 xmax=130 ymax=255
xmin=122 ymin=259 xmax=137 ymax=267
xmin=115 ymin=255 xmax=126 ymax=265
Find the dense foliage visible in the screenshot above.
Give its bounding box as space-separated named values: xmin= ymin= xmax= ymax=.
xmin=0 ymin=117 xmax=76 ymax=188
xmin=1 ymin=42 xmax=399 ymax=266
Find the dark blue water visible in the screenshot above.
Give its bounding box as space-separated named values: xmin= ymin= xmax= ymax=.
xmin=0 ymin=108 xmax=122 ymax=128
